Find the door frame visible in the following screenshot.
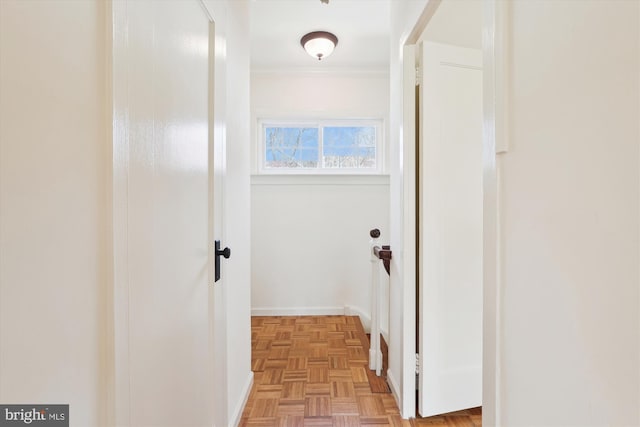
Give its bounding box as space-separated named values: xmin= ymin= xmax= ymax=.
xmin=110 ymin=0 xmax=224 ymax=425
xmin=398 ymin=0 xmax=509 ymax=422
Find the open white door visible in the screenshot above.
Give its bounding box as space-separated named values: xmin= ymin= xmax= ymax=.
xmin=418 ymin=41 xmax=483 ymax=417
xmin=112 ymin=1 xmax=226 ymax=425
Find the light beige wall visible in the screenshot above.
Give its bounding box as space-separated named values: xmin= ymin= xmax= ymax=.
xmin=0 ymin=1 xmax=109 ymax=425
xmin=500 ymin=1 xmax=639 ymax=424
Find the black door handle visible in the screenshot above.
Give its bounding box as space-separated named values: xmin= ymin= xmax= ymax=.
xmin=214 ymin=240 xmax=231 ymax=282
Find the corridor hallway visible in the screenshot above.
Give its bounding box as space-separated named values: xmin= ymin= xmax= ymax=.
xmin=240 ymin=315 xmax=481 ymax=426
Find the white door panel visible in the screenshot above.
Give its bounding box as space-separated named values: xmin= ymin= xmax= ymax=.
xmin=113 ymin=1 xmax=218 ymax=425
xmin=419 ymin=41 xmax=483 ymax=417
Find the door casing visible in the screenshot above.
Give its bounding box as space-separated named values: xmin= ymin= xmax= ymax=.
xmin=396 ymin=0 xmax=507 ymax=422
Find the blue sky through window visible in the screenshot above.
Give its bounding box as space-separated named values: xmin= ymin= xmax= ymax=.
xmin=264 ymin=123 xmax=378 ymax=170
xmin=323 ymin=126 xmax=376 ymax=168
xmin=265 ymin=127 xmax=319 ymax=167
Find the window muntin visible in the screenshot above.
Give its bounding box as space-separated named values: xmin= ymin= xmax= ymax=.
xmin=259 ymin=120 xmax=382 ymax=174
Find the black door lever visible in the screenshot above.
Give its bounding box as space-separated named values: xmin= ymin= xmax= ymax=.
xmin=214 ymin=240 xmax=231 ymax=282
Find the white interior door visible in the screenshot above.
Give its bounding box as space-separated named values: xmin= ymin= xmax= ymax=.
xmin=113 ymin=1 xmax=222 ymax=425
xmin=418 ymin=41 xmax=483 ymax=417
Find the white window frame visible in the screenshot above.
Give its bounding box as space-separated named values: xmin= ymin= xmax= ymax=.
xmin=257 ymin=118 xmax=384 ymax=175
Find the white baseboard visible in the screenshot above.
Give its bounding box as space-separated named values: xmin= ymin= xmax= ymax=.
xmin=386 ymin=369 xmax=402 ymax=416
xmin=344 ymin=305 xmax=370 ymax=332
xmin=251 ymin=307 xmax=345 ymax=316
xmin=231 ymin=371 xmax=254 ymax=427
xmin=344 ymin=305 xmax=389 ymax=343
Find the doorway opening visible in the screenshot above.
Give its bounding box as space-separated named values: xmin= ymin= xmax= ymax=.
xmin=403 ymin=0 xmax=500 ymax=422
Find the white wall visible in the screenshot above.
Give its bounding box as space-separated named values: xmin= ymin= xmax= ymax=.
xmin=0 ymin=1 xmax=109 ymax=425
xmin=250 ymin=72 xmax=390 ymax=329
xmin=252 ymin=177 xmax=389 ymax=322
xmin=499 ymin=1 xmax=639 ymax=425
xmin=418 ymin=0 xmax=481 ymax=49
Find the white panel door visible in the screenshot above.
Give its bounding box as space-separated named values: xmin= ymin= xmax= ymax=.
xmin=113 ymin=1 xmax=221 ymax=425
xmin=419 ymin=41 xmax=483 ymax=417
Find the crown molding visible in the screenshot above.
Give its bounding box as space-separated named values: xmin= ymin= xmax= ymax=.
xmin=250 ymin=67 xmax=390 ymax=77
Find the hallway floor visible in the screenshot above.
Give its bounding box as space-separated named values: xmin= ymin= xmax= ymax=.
xmin=240 ymin=315 xmax=481 ymax=427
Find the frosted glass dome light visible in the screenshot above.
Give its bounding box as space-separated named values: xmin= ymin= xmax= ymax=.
xmin=300 ymin=31 xmax=338 ymax=61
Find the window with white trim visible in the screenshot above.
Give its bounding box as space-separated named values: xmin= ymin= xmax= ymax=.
xmin=258 ymin=119 xmax=383 ymax=174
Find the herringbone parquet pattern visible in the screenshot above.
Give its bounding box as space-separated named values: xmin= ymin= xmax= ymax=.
xmin=240 ymin=315 xmax=481 ymax=427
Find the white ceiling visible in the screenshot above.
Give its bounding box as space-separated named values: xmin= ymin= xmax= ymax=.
xmin=249 ymin=0 xmax=391 ymax=72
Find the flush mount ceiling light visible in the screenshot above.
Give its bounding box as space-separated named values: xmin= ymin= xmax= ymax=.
xmin=300 ymin=31 xmax=338 ymax=61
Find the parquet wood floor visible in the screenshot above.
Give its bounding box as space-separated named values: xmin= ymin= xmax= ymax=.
xmin=412 ymin=407 xmax=482 ymax=426
xmin=240 ymin=315 xmax=482 ymax=427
